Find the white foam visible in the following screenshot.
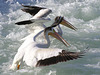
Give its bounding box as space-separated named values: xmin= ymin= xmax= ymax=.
xmin=0 ymin=25 xmax=3 ymax=30
xmin=0 ymin=0 xmax=100 ymax=75
xmin=6 ymin=30 xmax=27 ymax=40
xmin=85 ymin=62 xmax=100 ymax=69
xmin=46 ymin=70 xmax=56 ymax=75
xmin=88 ymin=48 xmax=100 ymax=53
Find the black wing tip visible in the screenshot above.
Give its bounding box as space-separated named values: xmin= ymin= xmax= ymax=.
xmin=21 ymin=4 xmax=45 ymax=9
xmin=35 ymin=50 xmax=85 ymax=67
xmin=61 ymin=50 xmax=85 ymax=59
xmin=15 ymin=22 xmax=20 ymax=25
xmin=15 ymin=20 xmax=33 ymax=25
xmin=21 ymin=8 xmax=25 ymax=11
xmin=15 ymin=22 xmax=25 ymax=25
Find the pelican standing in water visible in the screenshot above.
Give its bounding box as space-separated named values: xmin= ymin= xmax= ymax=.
xmin=10 ymin=23 xmax=83 ymax=70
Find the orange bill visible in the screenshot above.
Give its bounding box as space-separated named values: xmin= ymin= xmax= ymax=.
xmin=49 ymin=30 xmax=70 ymax=47
xmin=60 ymin=18 xmax=77 ymax=31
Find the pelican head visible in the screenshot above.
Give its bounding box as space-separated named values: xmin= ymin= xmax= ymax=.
xmin=44 ymin=26 xmax=70 ymax=47
xmin=52 ymin=16 xmax=77 ymax=31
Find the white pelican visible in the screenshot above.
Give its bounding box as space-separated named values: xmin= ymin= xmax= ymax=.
xmin=10 ymin=25 xmax=84 ymax=70
xmin=15 ymin=5 xmax=77 ymax=32
xmin=15 ymin=5 xmax=77 ymax=47
xmin=15 ymin=5 xmax=52 ymax=25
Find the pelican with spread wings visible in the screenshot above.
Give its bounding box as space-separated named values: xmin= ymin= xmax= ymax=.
xmin=10 ymin=21 xmax=83 ymax=70
xmin=10 ymin=5 xmax=83 ymax=70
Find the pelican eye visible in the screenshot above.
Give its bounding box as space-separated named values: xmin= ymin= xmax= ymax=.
xmin=55 ymin=16 xmax=64 ymax=24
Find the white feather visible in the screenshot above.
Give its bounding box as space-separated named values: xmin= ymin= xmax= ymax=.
xmin=35 ymin=48 xmax=62 ymax=60
xmin=10 ymin=26 xmax=64 ymax=70
xmin=31 ymin=9 xmax=51 ymax=19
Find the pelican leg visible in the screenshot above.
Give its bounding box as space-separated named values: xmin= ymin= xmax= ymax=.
xmin=17 ymin=64 xmax=20 ymax=70
xmin=17 ymin=62 xmax=21 ymax=70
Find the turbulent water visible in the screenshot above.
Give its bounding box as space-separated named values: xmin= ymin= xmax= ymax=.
xmin=0 ymin=0 xmax=100 ymax=75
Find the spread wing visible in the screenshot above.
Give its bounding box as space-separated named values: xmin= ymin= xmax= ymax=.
xmin=21 ymin=5 xmax=52 ymax=17
xmin=15 ymin=5 xmax=52 ymax=25
xmin=36 ymin=50 xmax=84 ymax=67
xmin=15 ymin=18 xmax=50 ymax=25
